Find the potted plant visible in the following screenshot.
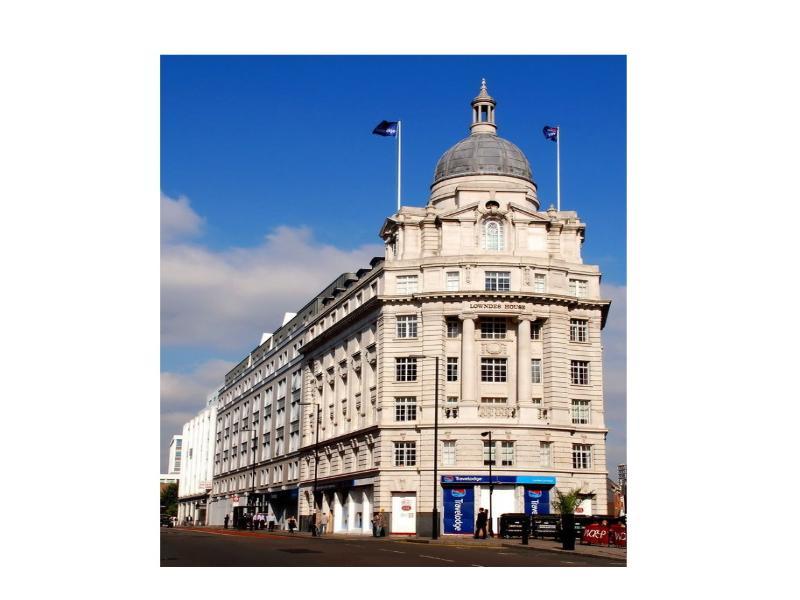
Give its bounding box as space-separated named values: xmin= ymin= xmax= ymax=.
xmin=552 ymin=486 xmax=587 ymax=550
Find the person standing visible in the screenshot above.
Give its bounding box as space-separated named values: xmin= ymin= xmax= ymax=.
xmin=288 ymin=516 xmax=297 ymax=533
xmin=310 ymin=511 xmax=318 ymax=536
xmin=320 ymin=512 xmax=329 ymax=536
xmin=224 ymin=514 xmax=230 ymax=529
xmin=268 ymin=512 xmax=275 ymax=531
xmin=475 ymin=508 xmax=488 ymax=539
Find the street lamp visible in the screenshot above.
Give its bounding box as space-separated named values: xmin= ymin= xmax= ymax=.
xmin=299 ymin=402 xmax=322 ymax=514
xmin=240 ymin=425 xmax=258 ymax=529
xmin=481 ymin=431 xmax=494 ymax=537
xmin=409 ymin=354 xmax=440 ymax=540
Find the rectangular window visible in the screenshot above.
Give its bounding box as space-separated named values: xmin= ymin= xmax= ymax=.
xmin=446 ymin=357 xmax=459 ymax=382
xmin=569 ymin=279 xmax=588 ymax=298
xmin=446 ymin=271 xmax=460 ymax=291
xmin=394 ymin=396 xmax=417 ymax=422
xmin=442 ymin=440 xmax=456 ymax=466
xmin=570 ymin=319 xmax=588 ymax=343
xmin=371 ymin=281 xmax=378 ymax=297
xmin=572 ymin=444 xmax=592 ymax=469
xmin=481 ymin=358 xmax=507 ymax=382
xmin=570 ymin=360 xmax=590 ymax=385
xmin=395 ymin=357 xmax=418 ymax=381
xmin=483 ymin=441 xmax=496 ymax=466
xmin=396 ymin=315 xmax=418 ymax=338
xmin=446 ymin=318 xmax=460 ymax=338
xmin=355 ymin=292 xmax=363 ymax=307
xmin=534 ymin=273 xmax=546 ymax=293
xmin=445 ymin=396 xmax=459 ymax=418
xmin=571 ymin=400 xmax=591 ymax=424
xmin=531 ymin=322 xmax=541 ymax=340
xmin=480 ymin=317 xmax=507 ymax=339
xmin=501 ymin=441 xmax=515 ymax=466
xmin=485 ymin=271 xmax=510 ymax=291
xmin=539 ymin=442 xmax=552 ymax=467
xmin=397 ymin=275 xmax=419 ymax=294
xmin=531 ymin=358 xmax=542 ymax=384
xmin=394 ymin=442 xmax=417 ymax=466
xmin=480 ymin=397 xmax=507 ymax=404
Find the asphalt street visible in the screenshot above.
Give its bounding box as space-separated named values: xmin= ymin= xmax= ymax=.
xmin=160 ymin=528 xmax=624 ymax=567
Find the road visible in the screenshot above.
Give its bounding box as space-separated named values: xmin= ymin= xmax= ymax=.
xmin=160 ymin=528 xmax=624 ymax=567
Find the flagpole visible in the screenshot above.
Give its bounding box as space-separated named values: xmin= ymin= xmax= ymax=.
xmin=556 ymin=126 xmax=561 ymax=212
xmin=397 ymin=120 xmax=402 ymax=212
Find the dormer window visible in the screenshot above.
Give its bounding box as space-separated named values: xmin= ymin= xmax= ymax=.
xmin=484 ymin=219 xmax=504 ymax=251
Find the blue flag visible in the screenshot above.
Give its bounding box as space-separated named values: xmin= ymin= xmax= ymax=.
xmin=543 ymin=125 xmax=559 ymax=142
xmin=373 ymin=120 xmax=399 ymax=137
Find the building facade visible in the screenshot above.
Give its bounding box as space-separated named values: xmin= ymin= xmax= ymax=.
xmin=167 ymin=434 xmax=183 ymax=475
xmin=209 ymin=82 xmax=612 ymax=535
xmin=177 ymin=393 xmax=218 ymax=525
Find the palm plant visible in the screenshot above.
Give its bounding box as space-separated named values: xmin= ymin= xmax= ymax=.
xmin=552 ymin=486 xmax=584 ymax=515
xmin=551 ymin=486 xmax=591 ymax=550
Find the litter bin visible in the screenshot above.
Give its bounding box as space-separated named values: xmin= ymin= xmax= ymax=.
xmin=498 ymin=513 xmax=529 ymax=539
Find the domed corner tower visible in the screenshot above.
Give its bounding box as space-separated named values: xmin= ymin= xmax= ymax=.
xmin=429 ymin=79 xmax=540 ymax=212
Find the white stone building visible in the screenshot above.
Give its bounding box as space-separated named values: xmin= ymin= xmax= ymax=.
xmin=176 ymin=393 xmax=218 ymax=525
xmin=209 ymin=82 xmax=612 ymax=536
xmin=167 ymin=434 xmax=183 ymax=475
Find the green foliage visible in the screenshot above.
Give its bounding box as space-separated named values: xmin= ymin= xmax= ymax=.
xmin=161 ymin=483 xmax=179 ymax=517
xmin=552 ymin=486 xmax=591 ymax=515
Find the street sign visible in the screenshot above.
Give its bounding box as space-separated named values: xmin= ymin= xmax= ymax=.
xmin=233 ymin=495 xmax=240 ymax=502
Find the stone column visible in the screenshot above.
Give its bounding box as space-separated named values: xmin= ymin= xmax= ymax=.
xmin=459 ymin=314 xmax=478 ymax=403
xmin=517 ymin=317 xmax=532 ymax=407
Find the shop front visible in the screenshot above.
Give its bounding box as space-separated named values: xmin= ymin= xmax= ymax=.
xmin=440 ymin=475 xmax=556 ymax=535
xmin=316 ymin=477 xmax=375 ymax=535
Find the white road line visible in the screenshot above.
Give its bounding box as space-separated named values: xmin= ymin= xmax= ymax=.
xmin=471 ymin=564 xmax=485 ymax=567
xmin=419 ymin=554 xmax=455 ymax=563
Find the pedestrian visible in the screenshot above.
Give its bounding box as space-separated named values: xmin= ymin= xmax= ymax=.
xmin=475 ymin=507 xmax=488 ymax=539
xmin=288 ymin=516 xmax=297 ymax=533
xmin=320 ymin=512 xmax=329 ymax=536
xmin=268 ymin=512 xmax=275 ymax=531
xmin=310 ymin=511 xmax=317 ymax=536
xmin=224 ymin=514 xmax=229 ymax=529
xmin=376 ymin=512 xmax=386 ymax=537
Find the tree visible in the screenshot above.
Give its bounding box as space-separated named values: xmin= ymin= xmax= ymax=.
xmin=161 ymin=483 xmax=179 ymax=517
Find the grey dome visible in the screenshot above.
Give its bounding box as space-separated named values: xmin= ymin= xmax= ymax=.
xmin=433 ymin=133 xmax=534 ymax=186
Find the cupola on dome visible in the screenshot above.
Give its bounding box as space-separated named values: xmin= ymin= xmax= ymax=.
xmin=432 ymin=79 xmax=534 ymax=186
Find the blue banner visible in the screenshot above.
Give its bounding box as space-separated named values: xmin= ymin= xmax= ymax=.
xmin=524 ymin=487 xmax=551 ymax=515
xmin=443 ymin=486 xmax=474 ymax=534
xmin=442 ymin=475 xmax=556 ymax=485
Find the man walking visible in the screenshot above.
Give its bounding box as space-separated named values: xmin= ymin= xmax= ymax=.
xmin=475 ymin=508 xmax=488 ymax=539
xmin=319 ymin=512 xmax=329 ymax=536
xmin=310 ymin=511 xmax=318 ymax=536
xmin=224 ymin=514 xmax=229 ymax=529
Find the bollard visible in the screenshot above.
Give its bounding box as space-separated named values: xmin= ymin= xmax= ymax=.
xmin=521 ymin=520 xmax=529 ymax=545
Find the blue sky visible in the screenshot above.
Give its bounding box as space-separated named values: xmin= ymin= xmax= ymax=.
xmin=160 ymin=55 xmax=626 ymax=473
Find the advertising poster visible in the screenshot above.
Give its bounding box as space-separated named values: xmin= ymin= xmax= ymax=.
xmin=524 ymin=487 xmax=551 ymax=515
xmin=443 ymin=486 xmax=474 ymax=534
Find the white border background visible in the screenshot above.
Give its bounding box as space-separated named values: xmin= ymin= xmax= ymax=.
xmin=2 ymin=0 xmax=797 ymax=594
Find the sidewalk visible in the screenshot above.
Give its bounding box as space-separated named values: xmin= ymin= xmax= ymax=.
xmin=404 ymin=534 xmax=627 ymax=561
xmin=177 ymin=526 xmax=625 ymax=560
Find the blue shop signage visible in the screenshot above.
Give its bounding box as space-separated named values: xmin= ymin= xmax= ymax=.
xmin=523 ymin=487 xmax=551 ymax=515
xmin=441 ymin=475 xmax=556 ymax=485
xmin=443 ymin=486 xmax=474 ymax=534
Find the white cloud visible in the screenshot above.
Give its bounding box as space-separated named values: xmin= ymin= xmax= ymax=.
xmin=161 ymin=215 xmax=384 ymax=350
xmin=161 ymin=359 xmax=235 ymax=471
xmin=161 ymin=193 xmax=205 ymax=242
xmin=601 ymin=283 xmax=627 ymax=473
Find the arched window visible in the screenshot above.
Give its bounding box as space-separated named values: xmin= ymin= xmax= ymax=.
xmin=484 ymin=220 xmax=504 ymax=251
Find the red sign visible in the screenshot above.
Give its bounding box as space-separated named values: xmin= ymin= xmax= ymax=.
xmin=609 ymin=524 xmax=627 ymax=547
xmin=232 ymin=495 xmax=240 ymax=502
xmin=581 ymin=524 xmax=610 ymax=545
xmin=401 ymin=503 xmax=412 ymax=511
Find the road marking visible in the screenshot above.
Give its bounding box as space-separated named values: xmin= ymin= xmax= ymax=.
xmin=378 ymin=549 xmax=406 ymax=554
xmin=419 ymin=554 xmax=455 ymax=563
xmin=471 ymin=564 xmax=485 ymax=567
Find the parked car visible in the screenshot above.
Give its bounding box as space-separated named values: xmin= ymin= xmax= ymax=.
xmin=161 ymin=514 xmax=174 ymax=528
